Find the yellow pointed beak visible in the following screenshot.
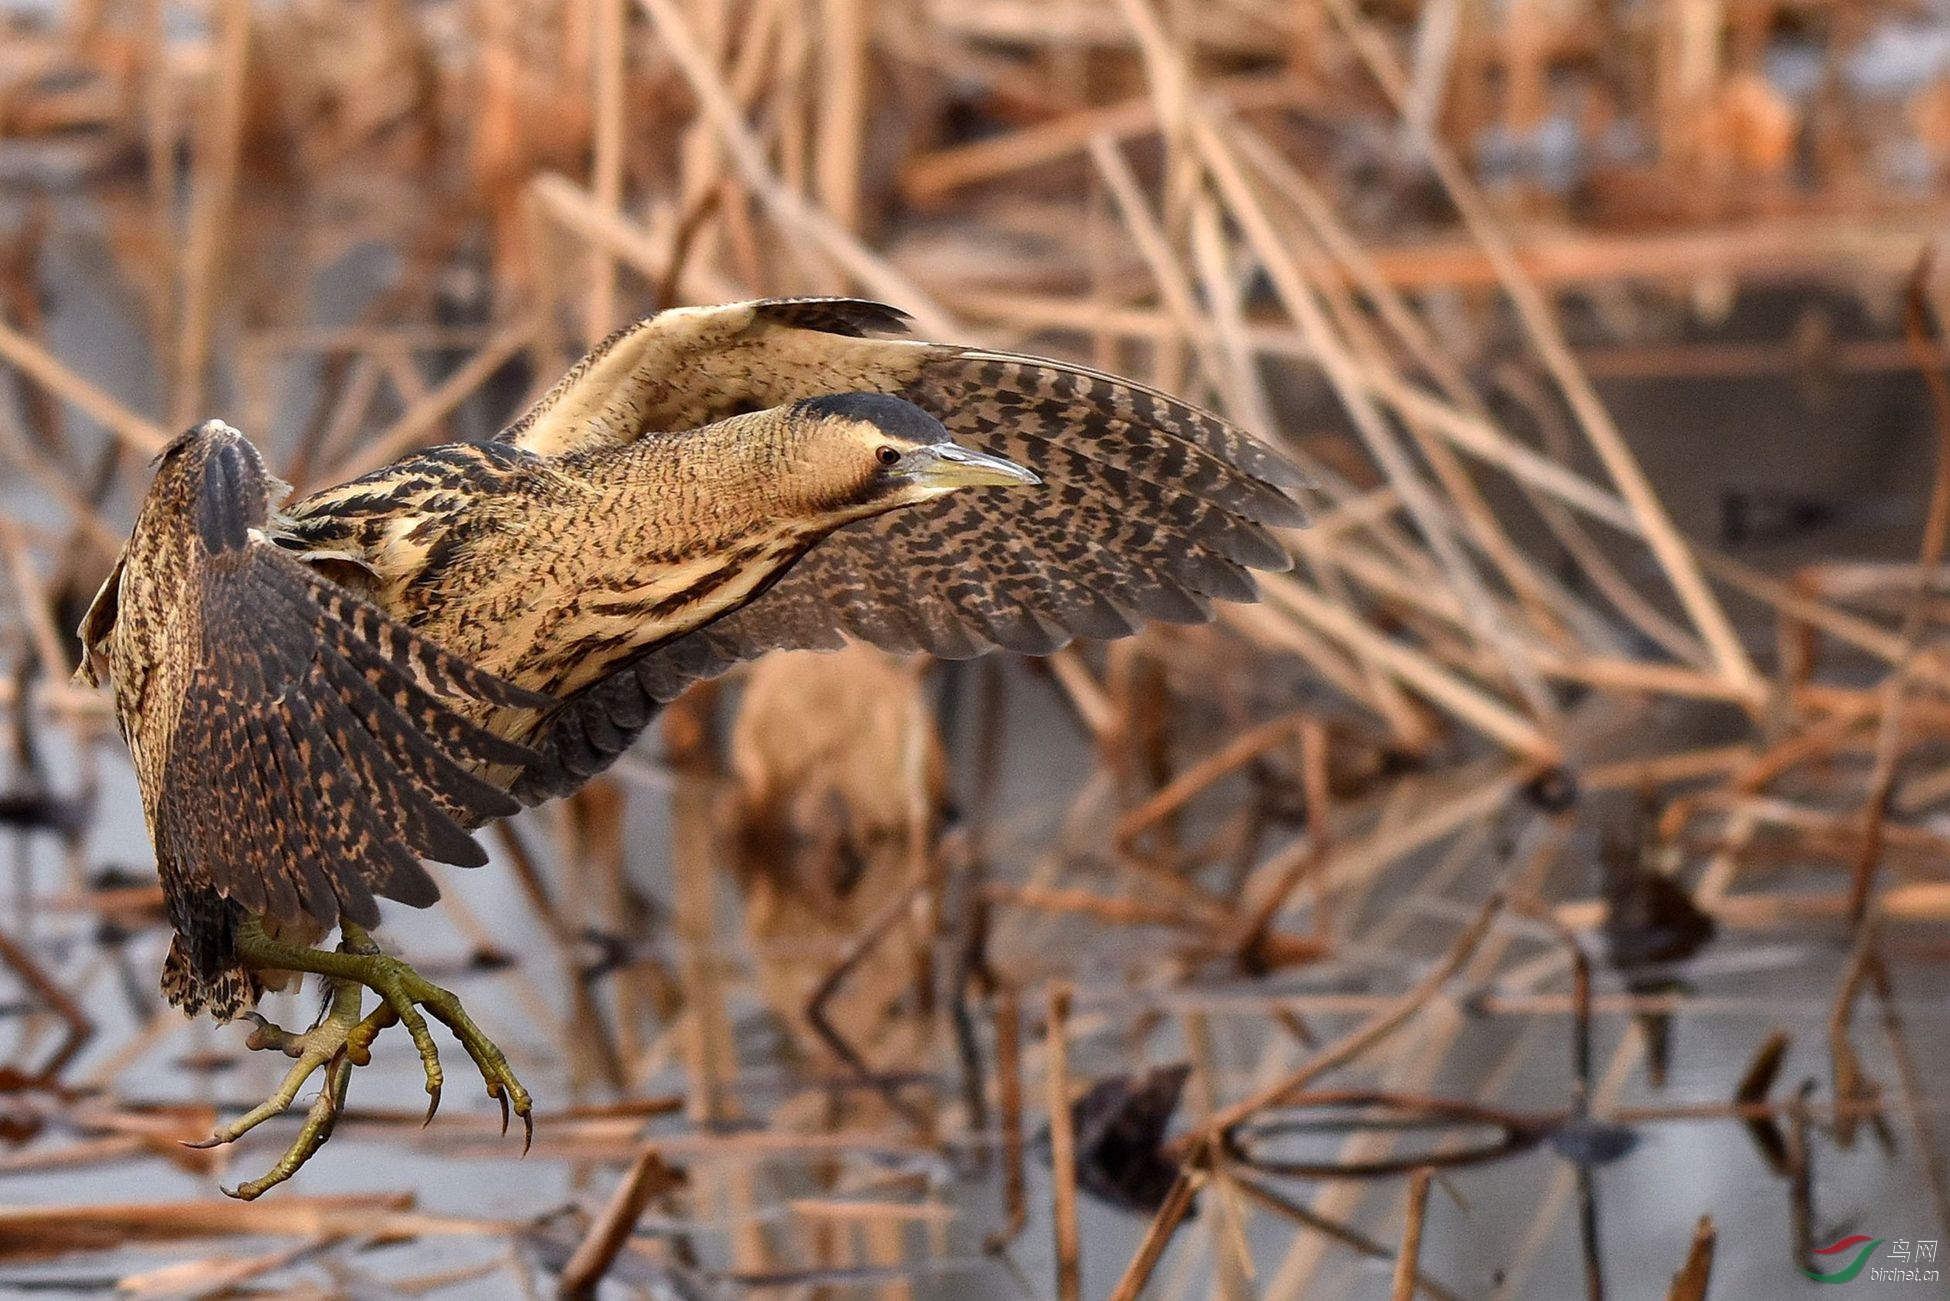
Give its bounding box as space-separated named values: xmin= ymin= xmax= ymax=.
xmin=895 ymin=442 xmax=1041 ymax=489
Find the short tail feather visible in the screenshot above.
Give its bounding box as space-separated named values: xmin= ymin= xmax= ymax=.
xmin=161 ymin=935 xmax=260 ymax=1020
xmin=160 ymin=884 xmax=260 ymax=1021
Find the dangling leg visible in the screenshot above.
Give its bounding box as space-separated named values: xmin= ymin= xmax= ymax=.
xmin=262 ymin=920 xmax=530 ymax=1137
xmin=188 ymin=919 xmax=530 ymax=1199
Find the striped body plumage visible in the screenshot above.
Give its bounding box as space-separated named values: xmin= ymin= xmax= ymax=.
xmin=286 ymin=406 xmax=955 ymax=700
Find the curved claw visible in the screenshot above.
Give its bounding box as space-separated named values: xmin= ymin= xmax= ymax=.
xmin=225 ymin=926 xmax=535 ymax=1195
xmin=189 ymin=979 xmax=366 ymax=1156
xmin=223 ymin=1051 xmax=354 ymax=1202
xmin=356 ymin=954 xmax=532 ymax=1149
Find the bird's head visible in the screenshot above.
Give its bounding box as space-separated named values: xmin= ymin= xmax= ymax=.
xmin=775 ymin=393 xmax=1040 ymax=518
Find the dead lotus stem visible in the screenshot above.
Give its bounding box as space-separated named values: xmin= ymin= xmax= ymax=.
xmin=1114 ymin=713 xmax=1307 ymax=848
xmin=1177 ymin=100 xmax=1562 ymax=726
xmin=1665 ymin=1216 xmax=1716 ymax=1301
xmin=1104 ymin=1160 xmax=1204 ymax=1301
xmin=529 ymin=171 xmax=746 ymax=304
xmin=1850 ymin=259 xmax=1950 ymax=924
xmin=557 ymin=1144 xmax=685 ymax=1301
xmin=637 ymin=0 xmax=958 ymax=337
xmin=171 ymin=0 xmax=251 ymax=429
xmin=1231 ymin=1173 xmax=1465 ymax=1301
xmin=329 ymin=321 xmax=535 ymax=480
xmin=584 ymin=0 xmax=629 ymax=340
xmin=1231 ymin=125 xmax=1572 ymax=653
xmin=1259 ymin=573 xmax=1557 ymax=762
xmin=985 ymin=985 xmax=1028 ymax=1253
xmin=0 ymin=317 xmax=168 ymax=456
xmin=1390 ymin=1169 xmax=1435 ymax=1301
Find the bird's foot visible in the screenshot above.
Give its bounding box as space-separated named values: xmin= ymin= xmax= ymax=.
xmin=184 ymin=961 xmax=375 ymax=1200
xmin=198 ymin=919 xmax=531 ymax=1198
xmin=325 ymin=923 xmax=532 ymax=1147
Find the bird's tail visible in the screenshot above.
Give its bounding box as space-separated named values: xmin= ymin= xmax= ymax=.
xmin=160 ymin=886 xmax=261 ymax=1021
xmin=161 ymin=937 xmax=260 ymax=1021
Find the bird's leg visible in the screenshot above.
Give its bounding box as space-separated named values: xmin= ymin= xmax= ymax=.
xmin=184 ymin=939 xmax=382 ymax=1200
xmin=233 ymin=918 xmax=533 ymax=1146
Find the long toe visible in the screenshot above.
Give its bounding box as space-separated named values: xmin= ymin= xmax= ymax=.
xmin=224 ymin=1051 xmax=355 ymax=1201
xmin=350 ymin=952 xmax=532 ymax=1147
xmin=191 ymin=975 xmax=366 ymax=1171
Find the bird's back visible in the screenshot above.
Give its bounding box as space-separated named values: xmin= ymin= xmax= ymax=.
xmin=82 ymin=428 xmax=265 ymax=825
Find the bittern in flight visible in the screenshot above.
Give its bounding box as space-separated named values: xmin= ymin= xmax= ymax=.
xmin=78 ymin=297 xmax=1311 ymax=1197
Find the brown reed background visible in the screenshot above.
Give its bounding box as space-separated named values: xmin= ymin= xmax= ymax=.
xmin=2 ymin=0 xmax=1950 ymax=1296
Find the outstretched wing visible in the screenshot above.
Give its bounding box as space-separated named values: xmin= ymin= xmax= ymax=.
xmin=154 ymin=434 xmax=551 ymax=930
xmin=510 ymin=298 xmax=1310 ymax=803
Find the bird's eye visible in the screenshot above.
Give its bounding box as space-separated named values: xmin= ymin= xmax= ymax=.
xmin=875 ymin=445 xmax=901 ymax=467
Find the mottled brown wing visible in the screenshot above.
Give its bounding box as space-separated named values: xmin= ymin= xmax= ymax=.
xmin=510 ymin=298 xmax=1309 ymax=803
xmin=158 ymin=470 xmax=550 ymax=930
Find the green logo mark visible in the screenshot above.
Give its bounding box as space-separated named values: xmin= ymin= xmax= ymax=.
xmin=1801 ymin=1235 xmax=1883 ymax=1284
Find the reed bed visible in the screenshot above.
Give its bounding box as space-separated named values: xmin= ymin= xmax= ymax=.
xmin=1 ymin=0 xmax=1948 ymax=1296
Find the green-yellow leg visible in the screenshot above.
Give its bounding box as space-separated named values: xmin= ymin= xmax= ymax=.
xmin=184 ymin=940 xmax=384 ymax=1200
xmin=194 ymin=919 xmax=532 ymax=1197
xmin=223 ymin=1038 xmax=355 ymax=1200
xmin=239 ymin=919 xmax=532 ymax=1138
